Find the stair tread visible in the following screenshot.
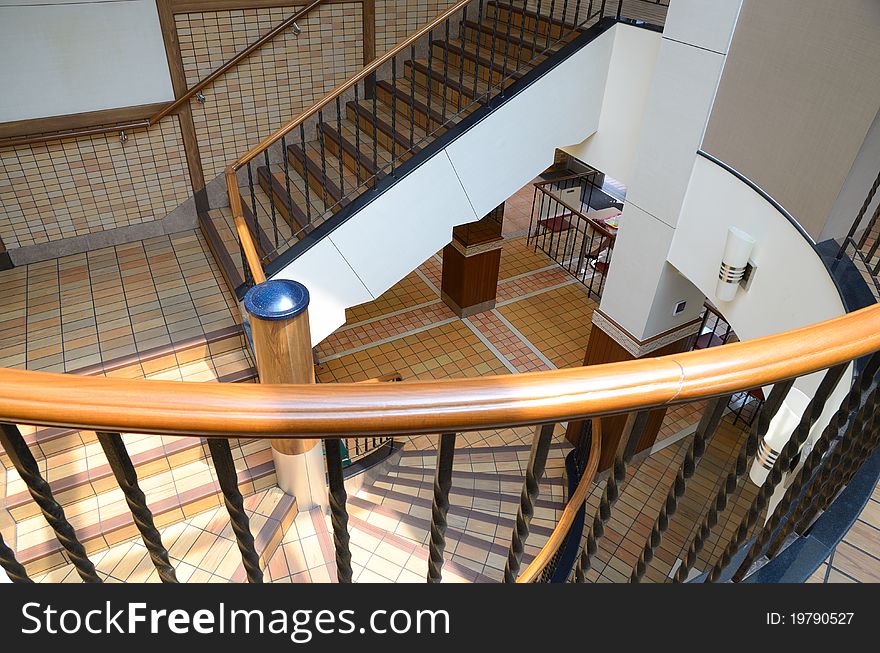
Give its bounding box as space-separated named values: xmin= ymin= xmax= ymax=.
xmin=408 ymin=56 xmax=492 ymax=102
xmin=14 ymin=443 xmax=275 ymax=566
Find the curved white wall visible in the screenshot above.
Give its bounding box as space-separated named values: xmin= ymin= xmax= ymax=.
xmin=668 ymin=155 xmax=849 ymax=410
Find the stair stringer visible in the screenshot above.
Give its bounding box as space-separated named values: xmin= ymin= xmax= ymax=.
xmin=271 ymin=26 xmax=616 ymax=346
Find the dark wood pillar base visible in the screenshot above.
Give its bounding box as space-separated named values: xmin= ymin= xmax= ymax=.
xmin=441 ymin=205 xmax=504 ymax=318
xmin=567 ymin=309 xmax=702 ymax=471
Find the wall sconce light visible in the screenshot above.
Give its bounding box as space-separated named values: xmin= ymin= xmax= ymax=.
xmin=291 ymin=22 xmax=302 ymax=36
xmin=716 ymin=226 xmax=756 ymax=302
xmin=749 ymin=388 xmax=809 ymax=487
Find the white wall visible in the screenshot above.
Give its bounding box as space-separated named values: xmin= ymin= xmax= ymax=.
xmin=272 ymin=27 xmax=615 ymax=345
xmin=0 ymin=0 xmax=174 ymax=122
xmin=596 ymin=0 xmax=742 ymax=341
xmin=561 ymin=24 xmax=661 ymax=185
xmin=668 ymin=155 xmax=848 ymax=400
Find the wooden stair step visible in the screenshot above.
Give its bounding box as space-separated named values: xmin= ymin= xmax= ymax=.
xmin=286 ymin=141 xmax=351 ymax=211
xmin=461 ymin=17 xmax=547 ymax=61
xmin=404 ymin=58 xmax=487 ymax=110
xmin=487 ymin=0 xmax=582 ymax=41
xmin=256 ymin=166 xmax=312 ymax=235
xmin=317 ymin=121 xmax=385 ymax=186
xmin=433 ymin=38 xmax=528 ymax=86
xmin=345 ymin=99 xmax=425 ymax=160
xmin=375 ymin=78 xmax=451 ymax=132
xmin=15 ymin=445 xmax=276 ymax=575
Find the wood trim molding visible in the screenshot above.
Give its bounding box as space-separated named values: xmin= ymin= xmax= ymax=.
xmin=156 ymin=0 xmax=207 ymax=202
xmin=0 ymin=103 xmax=170 ymax=141
xmin=592 ymin=309 xmax=702 ymax=358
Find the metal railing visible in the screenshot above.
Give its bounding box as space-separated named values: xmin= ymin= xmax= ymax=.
xmin=835 ymin=168 xmax=880 ymax=300
xmin=527 ymin=170 xmax=620 ymax=300
xmin=226 ymin=0 xmax=667 ymax=291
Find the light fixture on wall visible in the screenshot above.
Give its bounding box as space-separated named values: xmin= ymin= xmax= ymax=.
xmin=291 ymin=22 xmax=302 ymax=36
xmin=716 ymin=226 xmax=756 ymax=302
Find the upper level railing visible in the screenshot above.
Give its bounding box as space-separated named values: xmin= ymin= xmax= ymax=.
xmin=0 ymin=0 xmax=330 ymax=149
xmin=224 ymin=0 xmax=646 ymax=290
xmin=528 ymin=170 xmax=619 ymax=300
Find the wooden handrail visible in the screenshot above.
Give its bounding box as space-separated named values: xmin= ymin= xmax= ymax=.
xmin=517 ymin=419 xmax=602 ymax=583
xmin=0 ymin=302 xmax=878 ymax=438
xmin=0 ymin=0 xmax=328 ymax=149
xmin=227 ymin=168 xmax=267 ymax=283
xmin=231 ymin=0 xmax=472 ymax=169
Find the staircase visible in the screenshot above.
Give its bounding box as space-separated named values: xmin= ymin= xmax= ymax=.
xmin=205 ymin=2 xmax=619 ymax=341
xmin=0 ymin=326 xmax=293 ymax=576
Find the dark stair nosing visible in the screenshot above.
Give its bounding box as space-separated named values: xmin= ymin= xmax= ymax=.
xmin=285 ymin=142 xmax=347 ymax=209
xmin=404 ymin=58 xmax=484 ymax=105
xmin=434 ymin=39 xmax=527 ymax=81
xmin=346 ymin=100 xmax=420 ymax=156
xmin=375 ymin=79 xmax=448 ymax=131
xmin=461 ymin=18 xmax=545 ymax=58
xmin=17 ymin=460 xmax=276 ymax=566
xmin=256 ymin=165 xmax=312 ymax=234
xmin=318 ymin=122 xmax=385 ymax=183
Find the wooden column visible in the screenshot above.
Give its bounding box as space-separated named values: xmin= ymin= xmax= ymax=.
xmin=441 ymin=204 xmax=504 ymax=317
xmin=566 ymin=309 xmax=702 ymax=471
xmin=156 ymin=0 xmax=208 ymax=212
xmin=244 ymin=279 xmax=327 ymax=509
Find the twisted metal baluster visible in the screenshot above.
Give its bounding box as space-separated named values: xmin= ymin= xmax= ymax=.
xmin=501 ymin=0 xmax=514 ymax=85
xmin=457 ymin=6 xmax=467 ymax=112
xmin=504 ymin=422 xmax=555 ymax=582
xmin=245 ymin=163 xmax=262 ymax=258
xmin=630 ymin=396 xmax=730 ymax=583
xmin=783 ymin=363 xmax=880 ymax=542
xmin=280 ymin=135 xmax=292 ymax=245
xmin=673 ymin=380 xmax=794 ymax=582
xmin=97 ymin=432 xmax=178 ymax=583
xmin=427 ymin=432 xmax=457 ymax=583
xmin=354 ymin=83 xmax=363 ymax=183
xmin=711 ymin=367 xmax=851 ymax=582
xmin=336 ymin=97 xmax=345 ymax=196
xmin=573 ymin=411 xmax=649 ymax=582
xmin=0 ymin=529 xmax=31 ymax=583
xmin=762 ymin=364 xmax=880 ymax=560
xmin=299 ymin=124 xmax=312 ymax=223
xmin=409 ymin=45 xmax=417 ymax=149
xmin=318 ymin=111 xmax=329 ymax=210
xmin=837 ymin=168 xmax=880 ymax=256
xmin=488 ymin=0 xmax=500 ymax=89
xmin=0 ymin=423 xmax=100 ymax=582
xmin=263 ymin=150 xmax=278 ymax=245
xmin=726 ymin=364 xmax=850 ymax=580
xmin=473 ymin=0 xmax=485 ymax=98
xmin=324 ymin=438 xmax=353 ymax=583
xmin=547 ymin=0 xmax=557 ymax=49
xmin=206 ymin=438 xmax=263 ymax=583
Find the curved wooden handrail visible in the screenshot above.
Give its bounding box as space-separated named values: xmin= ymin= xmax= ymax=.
xmin=230 ymin=0 xmax=472 ymax=170
xmin=227 ymin=169 xmax=267 ymax=283
xmin=517 ymin=420 xmax=602 ymax=583
xmin=0 ymin=0 xmax=327 ymax=149
xmin=0 ymin=303 xmax=878 ymax=438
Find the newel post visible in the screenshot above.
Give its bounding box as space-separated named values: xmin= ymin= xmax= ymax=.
xmin=243 ymin=279 xmax=328 ymax=510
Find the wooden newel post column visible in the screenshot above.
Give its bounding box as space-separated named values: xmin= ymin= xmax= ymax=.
xmin=243 ymin=279 xmax=328 ymax=510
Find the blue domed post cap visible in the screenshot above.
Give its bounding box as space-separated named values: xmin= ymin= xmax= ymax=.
xmin=244 ymin=279 xmax=310 ymax=321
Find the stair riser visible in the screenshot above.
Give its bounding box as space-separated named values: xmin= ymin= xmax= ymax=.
xmin=434 ymin=43 xmax=500 ymax=86
xmin=7 ymin=441 xmax=212 ymax=522
xmin=405 ymin=61 xmax=476 ymax=110
xmin=22 ymin=469 xmax=278 ymax=576
xmin=286 ymin=146 xmax=344 ymax=209
xmin=346 ymin=103 xmax=412 ymax=157
xmin=489 ymin=3 xmax=572 ymax=41
xmin=374 ymin=83 xmax=440 ymax=133
xmin=256 ymin=168 xmax=310 ymax=235
xmin=462 ymin=21 xmax=544 ymax=61
xmin=320 ymin=126 xmax=379 ymax=187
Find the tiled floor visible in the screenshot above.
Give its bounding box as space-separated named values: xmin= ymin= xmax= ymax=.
xmin=3 ymin=181 xmax=879 ymax=583
xmin=0 ymin=229 xmax=239 ymax=373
